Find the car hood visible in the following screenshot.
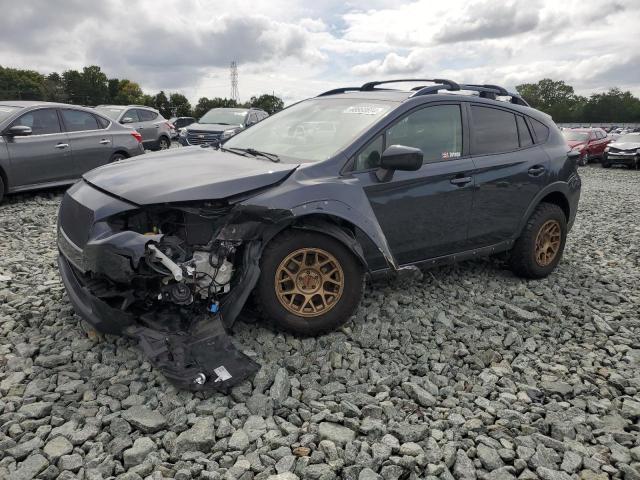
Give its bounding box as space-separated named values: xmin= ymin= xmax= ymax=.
xmin=185 ymin=123 xmax=240 ymax=133
xmin=609 ymin=141 xmax=640 ymax=150
xmin=567 ymin=140 xmax=586 ymax=148
xmin=83 ymin=147 xmax=298 ymax=205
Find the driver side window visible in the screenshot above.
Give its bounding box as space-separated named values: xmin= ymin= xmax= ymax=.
xmin=353 ymin=104 xmax=463 ymax=171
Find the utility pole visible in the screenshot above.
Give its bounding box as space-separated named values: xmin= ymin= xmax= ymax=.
xmin=230 ymin=61 xmax=239 ymax=103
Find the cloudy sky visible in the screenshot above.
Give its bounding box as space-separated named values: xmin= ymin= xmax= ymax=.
xmin=1 ymin=0 xmax=638 ymax=104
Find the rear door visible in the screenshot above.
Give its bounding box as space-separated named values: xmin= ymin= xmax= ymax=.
xmin=467 ymin=105 xmax=549 ymax=247
xmin=122 ymin=108 xmax=145 ymax=141
xmin=350 ymin=102 xmax=474 ymax=265
xmin=137 ymin=109 xmax=160 ymax=144
xmin=5 ymin=108 xmax=74 ymax=187
xmin=59 ymin=108 xmax=113 ymax=174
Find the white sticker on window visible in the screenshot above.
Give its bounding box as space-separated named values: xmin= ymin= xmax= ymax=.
xmin=214 ymin=366 xmax=232 ymax=382
xmin=442 ymin=152 xmax=461 ymax=159
xmin=343 ymin=104 xmax=386 ymax=115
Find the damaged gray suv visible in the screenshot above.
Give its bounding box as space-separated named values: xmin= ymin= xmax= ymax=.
xmin=57 ymin=79 xmax=581 ymax=390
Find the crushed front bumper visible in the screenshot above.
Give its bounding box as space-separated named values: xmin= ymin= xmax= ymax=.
xmin=58 ymin=253 xmax=259 ymax=391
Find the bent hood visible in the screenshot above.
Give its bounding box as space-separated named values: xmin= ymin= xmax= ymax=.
xmin=83 ymin=147 xmax=298 ymax=205
xmin=567 ymin=140 xmax=586 ymax=148
xmin=185 ymin=123 xmax=239 ymax=133
xmin=609 ymin=141 xmax=640 ymax=150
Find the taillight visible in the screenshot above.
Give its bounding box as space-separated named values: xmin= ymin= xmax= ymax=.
xmin=131 ymin=131 xmax=142 ymax=143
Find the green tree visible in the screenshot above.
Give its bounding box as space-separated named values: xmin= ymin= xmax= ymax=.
xmin=582 ymin=88 xmax=640 ymax=122
xmin=62 ymin=69 xmax=85 ymax=104
xmin=113 ymin=79 xmax=144 ymax=105
xmin=107 ymin=78 xmax=120 ymax=103
xmin=152 ymin=90 xmax=171 ymax=118
xmin=81 ymin=65 xmax=109 ymax=105
xmin=249 ymin=94 xmax=284 ymax=114
xmin=0 ymin=66 xmax=46 ymax=100
xmin=169 ymin=92 xmax=192 ymax=117
xmin=193 ymin=97 xmax=238 ymax=119
xmin=44 ymin=72 xmax=65 ymax=102
xmin=516 ymin=79 xmax=583 ymax=122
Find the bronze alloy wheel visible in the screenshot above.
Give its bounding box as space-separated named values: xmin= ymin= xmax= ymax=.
xmin=534 ymin=219 xmax=561 ymax=267
xmin=274 ymin=247 xmax=344 ymax=317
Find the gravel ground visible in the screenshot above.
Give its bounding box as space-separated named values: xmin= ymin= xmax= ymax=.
xmin=0 ymin=166 xmax=638 ymax=480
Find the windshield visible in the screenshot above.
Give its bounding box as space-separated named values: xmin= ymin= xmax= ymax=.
xmin=562 ymin=131 xmax=589 ymax=142
xmin=617 ymin=134 xmax=640 ymax=143
xmin=224 ymin=98 xmax=395 ymax=162
xmin=0 ymin=105 xmax=23 ymax=123
xmin=95 ymin=106 xmax=124 ymax=120
xmin=200 ymin=109 xmax=247 ymax=125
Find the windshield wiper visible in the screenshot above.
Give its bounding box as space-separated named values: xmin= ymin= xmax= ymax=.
xmin=220 ymin=146 xmax=252 ymax=157
xmin=226 ymin=147 xmax=280 ymax=163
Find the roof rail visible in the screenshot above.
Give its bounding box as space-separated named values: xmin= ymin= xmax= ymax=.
xmin=361 ymin=78 xmax=460 ymax=91
xmin=316 ymin=78 xmax=529 ymax=106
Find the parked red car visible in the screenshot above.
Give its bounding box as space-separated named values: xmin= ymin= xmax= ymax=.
xmin=562 ymin=128 xmax=610 ymax=166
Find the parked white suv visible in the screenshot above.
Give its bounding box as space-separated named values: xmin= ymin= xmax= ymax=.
xmin=95 ymin=105 xmax=172 ymax=150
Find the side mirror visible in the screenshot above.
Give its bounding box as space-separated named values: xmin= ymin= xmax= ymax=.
xmin=376 ymin=145 xmax=423 ymax=181
xmin=120 ymin=117 xmax=134 ymax=124
xmin=6 ymin=125 xmax=33 ymax=137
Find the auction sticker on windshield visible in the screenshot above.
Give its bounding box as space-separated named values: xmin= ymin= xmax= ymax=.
xmin=343 ymin=104 xmax=387 ymax=115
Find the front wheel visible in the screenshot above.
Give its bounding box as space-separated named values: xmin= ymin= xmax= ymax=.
xmin=579 ymin=152 xmax=589 ymax=166
xmin=510 ymin=203 xmax=567 ymax=279
xmin=255 ymin=230 xmax=364 ymax=336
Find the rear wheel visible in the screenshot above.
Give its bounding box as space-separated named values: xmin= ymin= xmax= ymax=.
xmin=157 ymin=136 xmax=171 ymax=150
xmin=510 ymin=203 xmax=567 ymax=279
xmin=109 ymin=152 xmax=128 ymax=163
xmin=0 ymin=175 xmax=5 ymax=203
xmin=255 ymin=230 xmax=364 ymax=336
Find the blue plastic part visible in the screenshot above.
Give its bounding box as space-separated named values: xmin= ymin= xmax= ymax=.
xmin=209 ymin=303 xmax=219 ymax=313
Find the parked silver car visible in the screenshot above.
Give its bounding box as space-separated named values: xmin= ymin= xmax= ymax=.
xmin=0 ymin=101 xmax=144 ymax=202
xmin=95 ymin=105 xmax=173 ymax=151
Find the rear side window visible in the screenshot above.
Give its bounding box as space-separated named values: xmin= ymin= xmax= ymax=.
xmin=530 ymin=118 xmax=549 ymax=143
xmin=61 ymin=109 xmax=99 ymax=132
xmin=471 ymin=106 xmax=518 ymax=154
xmin=138 ymin=109 xmax=158 ymax=121
xmin=13 ymin=108 xmax=61 ymax=135
xmin=516 ymin=115 xmax=533 ymax=147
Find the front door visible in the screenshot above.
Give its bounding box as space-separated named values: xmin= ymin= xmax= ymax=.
xmin=466 ymin=105 xmax=549 ymax=247
xmin=59 ymin=108 xmax=113 ymax=174
xmin=351 ymin=103 xmax=474 ymax=265
xmin=5 ymin=108 xmax=74 ymax=188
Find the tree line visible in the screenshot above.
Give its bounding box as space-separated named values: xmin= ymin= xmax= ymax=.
xmin=0 ymin=65 xmax=285 ymax=118
xmin=516 ymin=79 xmax=640 ymax=123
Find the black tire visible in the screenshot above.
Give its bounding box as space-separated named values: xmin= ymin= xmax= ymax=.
xmin=157 ymin=136 xmax=171 ymax=150
xmin=0 ymin=175 xmax=4 ymax=203
xmin=602 ymin=161 xmax=611 ymax=168
xmin=579 ymin=152 xmax=589 ymax=166
xmin=255 ymin=230 xmax=364 ymax=336
xmin=510 ymin=203 xmax=567 ymax=279
xmin=109 ymin=152 xmax=128 ymax=163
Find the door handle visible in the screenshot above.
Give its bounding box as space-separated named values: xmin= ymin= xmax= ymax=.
xmin=55 ymin=143 xmax=69 ymax=149
xmin=450 ymin=175 xmax=472 ymax=186
xmin=528 ymin=165 xmax=546 ymax=176
xmin=154 ymin=125 xmax=160 ymax=129
xmin=99 ymin=139 xmax=111 ymax=145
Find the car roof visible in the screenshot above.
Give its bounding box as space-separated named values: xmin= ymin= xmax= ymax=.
xmin=0 ymin=100 xmax=92 ymax=108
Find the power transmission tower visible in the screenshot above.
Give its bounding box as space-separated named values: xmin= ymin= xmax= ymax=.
xmin=230 ymin=61 xmax=239 ymax=103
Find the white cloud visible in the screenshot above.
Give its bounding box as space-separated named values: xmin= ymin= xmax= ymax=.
xmin=0 ymin=0 xmax=638 ymax=103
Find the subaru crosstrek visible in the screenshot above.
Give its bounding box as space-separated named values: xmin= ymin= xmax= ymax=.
xmin=57 ymin=79 xmax=581 ymax=390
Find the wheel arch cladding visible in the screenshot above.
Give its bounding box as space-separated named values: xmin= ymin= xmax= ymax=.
xmin=539 ymin=191 xmax=570 ymax=222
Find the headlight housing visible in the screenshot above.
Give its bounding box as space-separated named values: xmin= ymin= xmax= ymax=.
xmin=604 ymin=146 xmax=610 ymax=152
xmin=221 ymin=129 xmax=237 ymax=140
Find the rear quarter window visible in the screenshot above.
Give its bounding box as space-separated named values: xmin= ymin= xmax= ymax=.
xmin=530 ymin=118 xmax=550 ymax=143
xmin=138 ymin=109 xmax=158 ymax=121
